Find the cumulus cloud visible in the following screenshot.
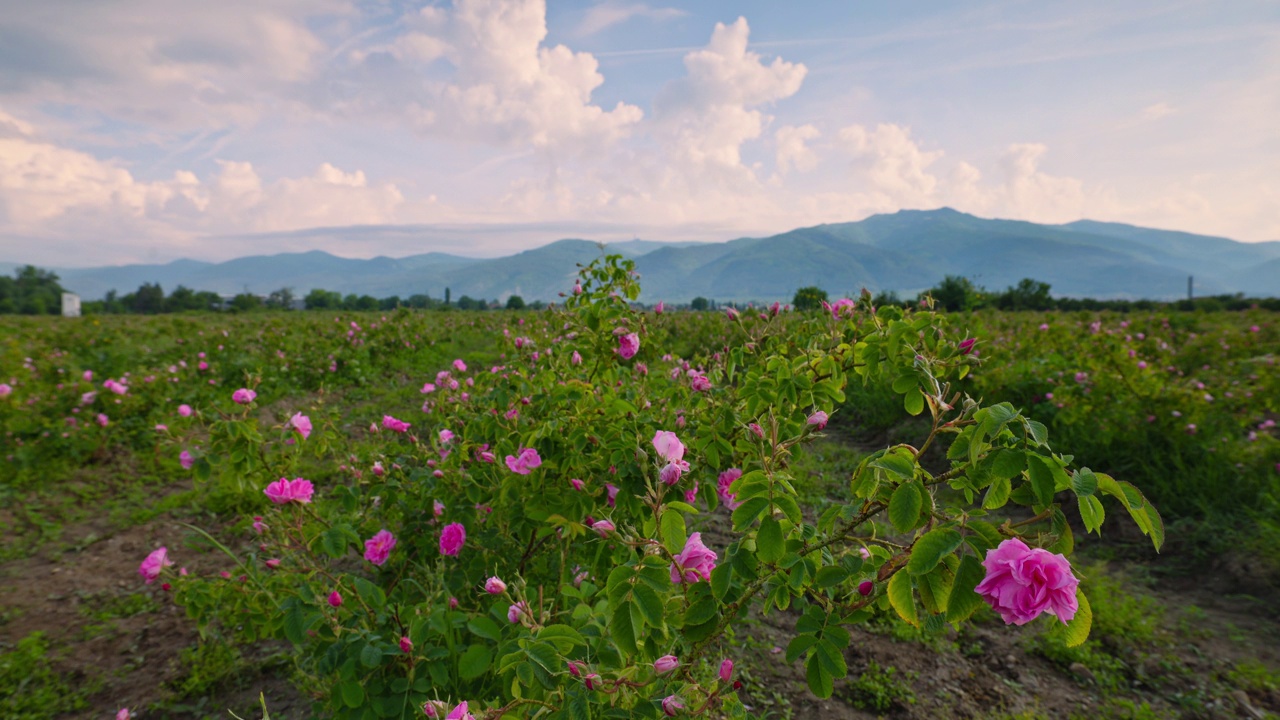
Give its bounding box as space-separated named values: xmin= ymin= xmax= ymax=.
xmin=0 ymin=108 xmax=406 ymax=262
xmin=576 ymin=2 xmax=686 ymax=37
xmin=838 ymin=123 xmax=942 ymax=204
xmin=774 ymin=124 xmax=821 ymax=174
xmin=362 ymin=0 xmax=644 ymax=152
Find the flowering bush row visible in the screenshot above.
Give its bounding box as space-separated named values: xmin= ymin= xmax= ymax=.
xmin=100 ymin=256 xmax=1165 ymax=719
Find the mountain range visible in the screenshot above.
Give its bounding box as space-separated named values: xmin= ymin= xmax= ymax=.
xmin=7 ymin=209 xmax=1278 ymax=302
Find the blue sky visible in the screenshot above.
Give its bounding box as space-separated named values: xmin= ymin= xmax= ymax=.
xmin=0 ymin=0 xmax=1276 ymax=266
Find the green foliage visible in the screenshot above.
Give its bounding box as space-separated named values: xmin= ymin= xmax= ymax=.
xmin=0 ymin=265 xmax=65 ymax=315
xmin=505 ymin=295 xmax=526 ymax=310
xmin=1068 ymin=699 xmax=1174 ymax=720
xmin=0 ymin=632 xmax=95 ymax=718
xmin=791 ymin=286 xmax=828 ymax=312
xmin=171 ymin=641 xmax=247 ymax=698
xmin=845 ymin=660 xmax=916 ymax=712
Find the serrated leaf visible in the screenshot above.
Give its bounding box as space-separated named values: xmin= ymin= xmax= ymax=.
xmin=888 ymin=481 xmax=923 ymax=533
xmin=786 ymin=634 xmax=818 ymax=663
xmin=660 ymin=509 xmax=686 ymax=555
xmin=869 ymin=451 xmax=915 ymax=480
xmin=1071 ymin=467 xmax=1098 ymax=497
xmin=537 ymin=624 xmax=585 ymax=653
xmin=806 ymin=654 xmax=835 ymax=698
xmin=991 ymin=449 xmax=1026 ymax=481
xmin=731 ymin=496 xmax=770 ymax=530
xmin=983 ymin=475 xmax=1011 ymax=509
xmin=887 ymin=571 xmax=918 ymax=627
xmin=774 ymin=494 xmax=803 ymax=525
xmin=458 ymin=644 xmax=493 ymax=680
xmin=340 ymin=681 xmax=364 ymax=708
xmin=815 ymin=566 xmax=848 ymax=589
xmin=360 ymin=642 xmax=383 ymax=668
xmin=685 ymin=596 xmax=717 ymax=626
xmin=1026 ymin=455 xmax=1057 ymax=507
xmin=907 ymin=528 xmax=963 ymax=576
xmin=815 ymin=639 xmax=848 ymax=678
xmin=609 ymin=601 xmax=638 ymax=655
xmin=757 ymin=517 xmax=784 ymax=564
xmin=945 ymin=555 xmax=987 ymax=624
xmin=632 ymin=583 xmax=665 ymax=627
xmin=1078 ymin=495 xmax=1105 ymax=534
xmin=1062 ymin=589 xmax=1092 ymax=648
xmin=468 ymin=616 xmax=502 ymax=642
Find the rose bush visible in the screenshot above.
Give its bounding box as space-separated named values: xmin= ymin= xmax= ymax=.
xmin=141 ymin=256 xmax=1165 ymax=719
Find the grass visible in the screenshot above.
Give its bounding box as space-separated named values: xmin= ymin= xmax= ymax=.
xmin=0 ymin=632 xmax=99 ymax=718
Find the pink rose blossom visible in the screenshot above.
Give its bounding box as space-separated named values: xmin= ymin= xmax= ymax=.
xmin=0 ymin=383 xmax=11 ymax=397
xmin=453 ymin=359 xmax=467 ymax=372
xmin=572 ymin=350 xmax=582 ymax=365
xmin=662 ymin=695 xmax=684 ymax=717
xmin=655 ymin=301 xmax=665 ymax=314
xmin=382 ymin=415 xmax=411 ymax=433
xmin=719 ymin=659 xmax=734 ymax=682
xmin=606 ymin=483 xmax=620 ymax=507
xmin=670 ymin=532 xmax=717 ymax=584
xmin=440 ymin=522 xmax=466 ymax=556
xmin=328 ymin=590 xmax=343 ymax=607
xmin=651 ymin=431 xmax=686 ymax=464
xmin=138 ymin=547 xmax=173 ymax=584
xmin=505 ymin=447 xmax=542 ymax=474
xmin=179 ymin=450 xmax=194 ymax=469
xmin=485 ymin=577 xmax=507 ymax=594
xmin=434 ymin=500 xmax=446 ymax=517
xmin=716 ymin=468 xmax=742 ymax=510
xmin=445 ymin=702 xmax=475 ymax=720
xmin=654 ymin=655 xmax=679 ymax=674
xmin=232 ymin=388 xmax=256 ymax=404
xmin=570 ymin=478 xmax=585 ymax=491
xmin=364 ymin=529 xmax=397 ymax=566
xmin=508 ymin=600 xmax=530 ymax=624
xmin=178 ymin=403 xmax=192 ymax=417
xmin=264 ymin=477 xmax=314 ymax=504
xmin=439 ymin=429 xmax=455 ymax=444
xmin=96 ymin=413 xmax=109 ymax=427
xmin=807 ymin=411 xmax=829 ymax=430
xmin=858 ymin=580 xmax=874 ymax=596
xmin=617 ymin=332 xmax=640 ymax=360
xmin=958 ymin=338 xmax=976 ymax=355
xmin=117 ymin=709 xmax=130 ymax=720
xmin=265 ymin=558 xmax=281 ymax=569
xmin=974 ymin=537 xmax=1078 ymax=625
xmin=591 ymin=519 xmax=615 ymax=537
xmin=252 ymin=516 xmax=266 ymax=534
xmin=400 ymin=636 xmax=413 ymax=653
xmin=290 ymin=413 xmax=312 ymax=439
xmin=659 ymin=462 xmax=683 ymax=486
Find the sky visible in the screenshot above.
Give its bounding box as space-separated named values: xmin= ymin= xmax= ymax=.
xmin=0 ymin=0 xmax=1277 ymax=267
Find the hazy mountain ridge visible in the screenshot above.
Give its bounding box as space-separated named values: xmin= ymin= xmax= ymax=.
xmin=10 ymin=209 xmax=1279 ymax=302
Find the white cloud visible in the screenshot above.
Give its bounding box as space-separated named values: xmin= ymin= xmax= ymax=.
xmin=838 ymin=123 xmax=942 ymax=203
xmin=774 ymin=124 xmax=821 ymax=174
xmin=1141 ymin=102 xmax=1176 ymax=121
xmin=996 ymin=143 xmax=1087 ymax=222
xmin=576 ymin=2 xmax=686 ymax=37
xmin=369 ymin=0 xmax=644 ymax=152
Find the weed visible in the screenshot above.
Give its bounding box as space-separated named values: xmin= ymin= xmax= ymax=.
xmin=1068 ymin=698 xmax=1175 ymax=720
xmin=0 ymin=632 xmax=97 ymax=718
xmin=77 ymin=589 xmax=161 ymax=622
xmin=845 ymin=660 xmax=916 ymax=712
xmin=171 ymin=640 xmax=245 ymax=699
xmin=1227 ymin=659 xmax=1280 ymax=694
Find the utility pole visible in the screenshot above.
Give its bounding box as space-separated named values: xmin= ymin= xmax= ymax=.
xmin=1187 ymin=276 xmax=1193 ymax=301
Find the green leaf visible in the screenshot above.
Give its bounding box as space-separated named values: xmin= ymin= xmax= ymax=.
xmin=524 ymin=641 xmax=560 ymax=674
xmin=685 ymin=596 xmax=718 ymax=626
xmin=1025 ymin=419 xmax=1049 ymax=446
xmin=731 ymin=496 xmax=770 ymax=530
xmin=537 ymin=624 xmax=585 ymax=653
xmin=468 ymin=616 xmax=502 ymax=642
xmin=887 ymin=571 xmax=918 ymax=627
xmin=354 ymin=577 xmax=387 ymax=611
xmin=991 ymin=448 xmax=1026 ymax=481
xmin=945 ymin=555 xmax=987 ymax=624
xmin=983 ymin=475 xmax=1011 ymax=510
xmin=360 ymin=642 xmax=383 ymax=668
xmin=786 ymin=634 xmax=818 ymax=663
xmin=1078 ymin=495 xmax=1105 ymax=534
xmin=609 ymin=601 xmax=638 ymax=655
xmin=774 ymin=494 xmax=803 ymax=525
xmin=340 ymin=681 xmax=364 ymax=709
xmin=1062 ymin=590 xmax=1092 ymax=648
xmin=756 ymin=517 xmax=785 ymax=564
xmin=806 ymin=654 xmax=835 ymax=699
xmin=869 ymin=450 xmax=915 ymax=480
xmin=660 ymin=509 xmax=687 ymax=555
xmin=888 ymin=481 xmax=923 ymax=533
xmin=632 ymin=583 xmax=665 ymax=627
xmin=903 ymin=386 xmax=925 ymax=416
xmin=606 ymin=566 xmax=634 ymax=604
xmin=814 ymin=639 xmax=848 ymax=678
xmin=815 ymin=566 xmax=848 ymax=589
xmin=1026 ymin=455 xmax=1057 ymax=507
xmin=906 ymin=528 xmax=963 ymax=576
xmin=458 ymin=644 xmax=493 ymax=680
xmin=1071 ymin=467 xmax=1098 ymax=497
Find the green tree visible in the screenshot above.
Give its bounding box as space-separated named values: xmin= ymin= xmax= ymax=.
xmin=505 ymin=295 xmax=526 ymax=310
xmin=455 ymin=295 xmax=482 ymax=310
xmin=792 ymin=286 xmax=829 ymax=312
xmin=994 ymin=278 xmax=1053 ymax=311
xmin=926 ymin=275 xmax=985 ymax=312
xmin=690 ymin=296 xmax=709 ymax=311
xmin=230 ymin=293 xmax=262 ymax=312
xmin=129 ymin=282 xmax=166 ymax=314
xmin=304 ymin=289 xmax=342 ymax=310
xmin=379 ymin=296 xmax=402 ymax=311
xmin=266 ymin=287 xmax=295 ymax=310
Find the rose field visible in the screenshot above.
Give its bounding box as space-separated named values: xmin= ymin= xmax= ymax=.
xmin=1 ymin=257 xmax=1278 ymax=720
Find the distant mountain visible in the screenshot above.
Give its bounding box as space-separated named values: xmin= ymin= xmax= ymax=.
xmin=13 ymin=209 xmax=1279 ymax=302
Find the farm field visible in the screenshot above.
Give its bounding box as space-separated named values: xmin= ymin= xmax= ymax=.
xmin=2 ymin=261 xmax=1278 ymax=720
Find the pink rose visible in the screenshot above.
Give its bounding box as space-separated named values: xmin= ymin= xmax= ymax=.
xmin=652 ymin=430 xmax=685 ymax=463
xmin=382 ymin=415 xmax=411 ymax=433
xmin=958 ymin=338 xmax=976 ymax=355
xmin=974 ymin=538 xmax=1078 ymax=625
xmin=0 ymin=383 xmax=11 ymax=397
xmin=570 ymin=478 xmax=585 ymax=491
xmin=858 ymin=580 xmax=874 ymax=596
xmin=606 ymin=483 xmax=620 ymax=507
xmin=654 ymin=655 xmax=679 ymax=674
xmin=716 ymin=468 xmax=742 ymax=510
xmin=591 ymin=519 xmax=615 ymax=537
xmin=485 ymin=577 xmax=507 ymax=594
xmin=138 ymin=547 xmax=173 ymax=584
xmin=434 ymin=500 xmax=445 ymax=517
xmin=440 ymin=522 xmax=466 ymax=556
xmin=179 ymin=450 xmax=194 ymax=469
xmin=690 ymin=375 xmax=712 ymax=392
xmin=364 ymin=529 xmax=397 ymax=566
xmin=400 ymin=636 xmax=413 ymax=653
xmin=719 ymin=659 xmax=734 ymax=682
xmin=670 ymin=532 xmax=717 ymax=584
xmin=445 ymin=702 xmax=475 ymax=720
xmin=807 ymin=411 xmax=829 ymax=430
xmin=96 ymin=413 xmax=109 ymax=427
xmin=117 ymin=709 xmax=130 ymax=720
xmin=232 ymin=388 xmax=256 ymax=404
xmin=655 ymin=301 xmax=665 ymax=314
xmin=439 ymin=429 xmax=455 ymax=444
xmin=662 ymin=695 xmax=684 ymax=717
xmin=617 ymin=332 xmax=640 ymax=360
xmin=505 ymin=447 xmax=542 ymax=475
xmin=290 ymin=413 xmax=312 ymax=440
xmin=178 ymin=404 xmax=192 ymax=417
xmin=659 ymin=462 xmax=683 ymax=486
xmin=507 ymin=600 xmax=529 ymax=624
xmin=328 ymin=590 xmax=343 ymax=607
